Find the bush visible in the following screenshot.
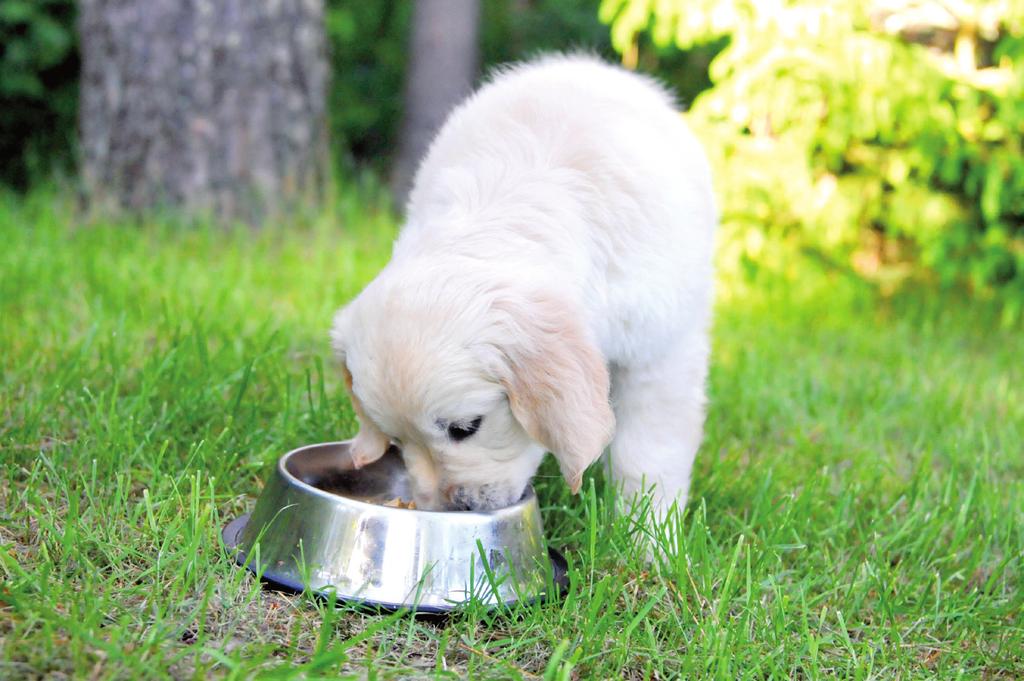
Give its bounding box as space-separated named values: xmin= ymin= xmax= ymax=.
xmin=325 ymin=0 xmax=618 ymax=175
xmin=324 ymin=2 xmax=412 ymax=170
xmin=601 ymin=0 xmax=1024 ymax=319
xmin=0 ymin=0 xmax=78 ymax=188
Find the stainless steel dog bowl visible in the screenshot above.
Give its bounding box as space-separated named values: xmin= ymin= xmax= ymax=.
xmin=222 ymin=441 xmax=567 ymax=612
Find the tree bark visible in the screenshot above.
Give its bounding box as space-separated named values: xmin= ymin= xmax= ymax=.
xmin=391 ymin=0 xmax=480 ymax=209
xmin=78 ymin=0 xmax=328 ymax=225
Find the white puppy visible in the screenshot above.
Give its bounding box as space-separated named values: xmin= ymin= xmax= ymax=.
xmin=331 ymin=55 xmax=715 ymax=519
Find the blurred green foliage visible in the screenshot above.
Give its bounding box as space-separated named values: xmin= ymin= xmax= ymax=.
xmin=601 ymin=0 xmax=1024 ymax=316
xmin=324 ymin=0 xmax=716 ymax=172
xmin=324 ymin=1 xmax=411 ymax=167
xmin=0 ymin=0 xmax=77 ymax=187
xmin=325 ymin=0 xmax=619 ymax=173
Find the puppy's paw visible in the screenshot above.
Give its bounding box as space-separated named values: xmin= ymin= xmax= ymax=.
xmin=350 ymin=428 xmax=389 ymax=469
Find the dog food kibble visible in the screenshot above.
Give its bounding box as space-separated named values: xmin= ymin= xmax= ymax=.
xmin=382 ymin=497 xmax=416 ymax=509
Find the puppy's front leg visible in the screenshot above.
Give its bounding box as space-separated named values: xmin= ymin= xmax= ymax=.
xmin=606 ymin=332 xmax=710 ymax=529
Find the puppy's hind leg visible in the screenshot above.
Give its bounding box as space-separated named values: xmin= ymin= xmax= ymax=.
xmin=607 ymin=332 xmax=710 ymax=528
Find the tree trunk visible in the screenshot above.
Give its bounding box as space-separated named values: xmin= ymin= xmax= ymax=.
xmin=391 ymin=0 xmax=480 ymax=209
xmin=78 ymin=0 xmax=328 ymax=225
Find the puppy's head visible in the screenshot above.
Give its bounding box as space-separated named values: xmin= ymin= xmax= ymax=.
xmin=330 ymin=268 xmax=614 ymax=511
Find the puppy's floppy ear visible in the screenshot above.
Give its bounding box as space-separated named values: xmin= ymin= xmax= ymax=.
xmin=491 ymin=292 xmax=615 ymax=494
xmin=331 ymin=309 xmax=389 ymax=469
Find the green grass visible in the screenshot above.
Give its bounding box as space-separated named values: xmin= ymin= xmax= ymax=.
xmin=1 ymin=188 xmax=1022 ymax=679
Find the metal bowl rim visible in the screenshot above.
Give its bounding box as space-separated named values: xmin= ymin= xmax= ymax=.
xmin=275 ymin=440 xmax=538 ymax=520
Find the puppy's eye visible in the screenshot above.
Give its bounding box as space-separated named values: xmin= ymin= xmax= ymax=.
xmin=447 ymin=416 xmax=483 ymax=442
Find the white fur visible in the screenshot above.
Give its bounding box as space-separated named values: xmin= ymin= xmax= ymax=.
xmin=331 ymin=55 xmax=715 ymax=518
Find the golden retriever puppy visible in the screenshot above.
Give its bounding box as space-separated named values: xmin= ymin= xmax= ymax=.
xmin=331 ymin=55 xmax=715 ymax=519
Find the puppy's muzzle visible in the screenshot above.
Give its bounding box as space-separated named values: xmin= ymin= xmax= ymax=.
xmin=443 ymin=485 xmax=473 ymax=512
xmin=445 ymin=483 xmax=525 ymax=512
